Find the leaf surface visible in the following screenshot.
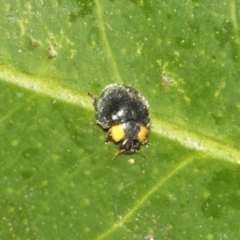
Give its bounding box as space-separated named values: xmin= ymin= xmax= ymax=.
xmin=1 ymin=0 xmax=240 ymax=239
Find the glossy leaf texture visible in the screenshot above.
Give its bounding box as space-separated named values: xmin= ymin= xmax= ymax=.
xmin=1 ymin=0 xmax=240 ymax=239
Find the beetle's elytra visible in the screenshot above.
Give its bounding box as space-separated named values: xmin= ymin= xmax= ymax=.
xmin=89 ymin=84 xmax=150 ymax=159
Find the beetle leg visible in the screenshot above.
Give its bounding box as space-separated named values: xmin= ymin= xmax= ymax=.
xmin=104 ymin=128 xmax=112 ymax=144
xmin=88 ymin=92 xmax=98 ymax=108
xmin=87 ymin=92 xmax=95 ymax=99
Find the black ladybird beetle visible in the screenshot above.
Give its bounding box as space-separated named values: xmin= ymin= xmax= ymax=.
xmin=89 ymin=84 xmax=150 ymax=159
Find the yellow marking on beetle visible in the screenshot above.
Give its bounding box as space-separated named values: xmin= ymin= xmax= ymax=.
xmin=138 ymin=126 xmax=148 ymax=143
xmin=111 ymin=125 xmax=125 ymax=142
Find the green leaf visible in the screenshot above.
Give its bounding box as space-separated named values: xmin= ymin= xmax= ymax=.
xmin=1 ymin=0 xmax=240 ymax=239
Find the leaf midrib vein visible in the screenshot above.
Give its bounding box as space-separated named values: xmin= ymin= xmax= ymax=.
xmin=1 ymin=68 xmax=239 ymax=165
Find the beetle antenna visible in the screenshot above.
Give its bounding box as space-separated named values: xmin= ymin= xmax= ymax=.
xmin=112 ymin=150 xmax=145 ymax=160
xmin=112 ymin=150 xmax=125 ymax=160
xmin=136 ymin=151 xmax=145 ymax=159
